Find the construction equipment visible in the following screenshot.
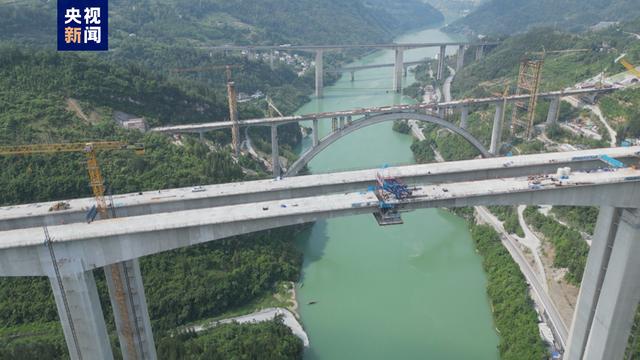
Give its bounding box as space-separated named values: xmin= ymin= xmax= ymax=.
xmin=375 ymin=172 xmax=413 ymax=199
xmin=0 ymin=141 xmax=144 ymax=219
xmin=171 ymin=64 xmax=242 ymax=155
xmin=2 ymin=141 xmax=149 ymax=359
xmin=616 ymin=54 xmax=640 ymax=79
xmin=266 ymin=96 xmax=284 ymax=117
xmin=511 ymin=53 xmax=544 ymax=139
xmin=511 ymin=49 xmax=590 ymax=139
xmin=371 ymin=169 xmax=414 ymax=225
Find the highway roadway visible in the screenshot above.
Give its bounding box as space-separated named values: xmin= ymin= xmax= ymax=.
xmin=2 ymin=167 xmax=640 ymax=252
xmin=3 ymin=147 xmax=639 ymax=231
xmin=476 ymin=206 xmax=568 ymax=349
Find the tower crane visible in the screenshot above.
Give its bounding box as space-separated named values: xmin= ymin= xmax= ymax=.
xmin=1 ymin=141 xmax=152 ymax=359
xmin=0 ymin=141 xmax=144 ymax=219
xmin=171 ymin=64 xmax=242 ymax=155
xmin=511 ymin=48 xmax=590 ymax=139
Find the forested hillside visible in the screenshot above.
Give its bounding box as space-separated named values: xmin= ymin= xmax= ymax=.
xmin=0 ymin=45 xmax=307 ymax=358
xmin=1 ymin=0 xmax=442 ymax=47
xmin=446 ymin=0 xmax=640 ymax=35
xmin=452 ymin=21 xmax=640 ymax=98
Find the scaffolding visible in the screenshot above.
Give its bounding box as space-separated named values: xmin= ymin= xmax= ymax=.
xmin=510 ymin=54 xmax=544 ymax=139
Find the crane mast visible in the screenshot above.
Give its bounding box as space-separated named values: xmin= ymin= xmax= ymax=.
xmin=0 ymin=141 xmax=144 ymax=218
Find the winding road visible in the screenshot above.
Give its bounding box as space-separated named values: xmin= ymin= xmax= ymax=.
xmin=476 ymin=207 xmax=568 ymax=349
xmin=436 ymin=63 xmax=567 ymax=350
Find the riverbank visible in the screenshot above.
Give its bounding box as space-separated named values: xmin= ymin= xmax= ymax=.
xmin=293 ymin=25 xmax=498 ymax=360
xmin=181 ymin=281 xmax=309 ymax=346
xmin=187 ymin=307 xmax=309 ymax=347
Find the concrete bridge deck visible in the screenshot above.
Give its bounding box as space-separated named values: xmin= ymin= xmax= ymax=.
xmin=327 ymin=60 xmax=425 ymax=73
xmin=150 ymin=87 xmax=615 ymax=134
xmin=2 ymin=162 xmax=640 ymax=276
xmin=201 ymin=42 xmax=498 ymax=52
xmin=4 ymin=147 xmax=640 ymax=360
xmin=3 ymin=146 xmax=638 ymax=231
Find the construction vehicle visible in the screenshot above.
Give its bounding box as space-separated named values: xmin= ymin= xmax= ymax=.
xmin=0 ymin=141 xmax=144 ymax=219
xmin=49 ymin=201 xmax=71 ymax=212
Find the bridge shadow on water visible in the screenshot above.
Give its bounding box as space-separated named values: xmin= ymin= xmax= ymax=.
xmin=295 ymin=219 xmax=330 ymax=272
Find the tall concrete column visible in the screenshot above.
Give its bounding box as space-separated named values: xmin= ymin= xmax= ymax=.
xmin=312 ymin=119 xmax=319 ymax=147
xmin=271 ymin=125 xmax=280 ymax=178
xmin=438 ymin=107 xmax=445 ymax=119
xmin=339 ymin=116 xmax=345 ymax=129
xmin=489 ymin=103 xmax=504 ymax=154
xmin=546 ymin=96 xmax=561 ymax=125
xmin=105 ymin=259 xmax=157 ymax=360
xmin=393 ymin=47 xmax=404 ymax=93
xmin=350 ymin=71 xmax=355 ymax=82
xmin=269 ymin=50 xmax=275 ymax=69
xmin=475 ymin=45 xmax=484 ymax=61
xmin=460 ymin=106 xmax=469 ymax=129
xmin=566 ymin=207 xmax=621 ymax=360
xmin=456 ymin=45 xmax=465 ymax=72
xmin=49 ymin=270 xmax=114 ymax=360
xmin=315 ymin=50 xmax=324 ymax=98
xmin=437 ymin=45 xmax=446 ymax=81
xmin=582 ymin=209 xmax=640 ymax=360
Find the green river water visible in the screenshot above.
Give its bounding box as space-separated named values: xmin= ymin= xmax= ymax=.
xmin=293 ymin=26 xmax=500 ymax=360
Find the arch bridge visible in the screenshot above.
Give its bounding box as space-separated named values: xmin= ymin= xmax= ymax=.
xmin=151 ymin=87 xmax=615 ymax=177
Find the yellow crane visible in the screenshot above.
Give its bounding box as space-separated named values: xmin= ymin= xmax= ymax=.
xmin=512 ymin=48 xmax=590 ymax=139
xmin=0 ymin=141 xmax=144 ymax=219
xmin=171 ymin=64 xmax=243 ymax=155
xmin=616 ymin=54 xmax=640 ymax=78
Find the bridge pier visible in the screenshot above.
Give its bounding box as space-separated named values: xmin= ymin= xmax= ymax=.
xmin=269 ymin=50 xmax=275 ymax=69
xmin=350 ymin=71 xmax=355 ymax=82
xmin=315 ymin=50 xmax=324 ymax=97
xmin=105 ymin=260 xmax=157 ymax=360
xmin=393 ymin=47 xmax=404 ymax=92
xmin=489 ymin=103 xmax=504 ymax=154
xmin=475 ymin=45 xmax=484 ymax=61
xmin=579 ymin=209 xmax=640 ymax=360
xmin=44 ymin=246 xmax=114 ymax=360
xmin=546 ymin=96 xmax=561 ymax=125
xmin=312 ymin=119 xmax=319 ymax=146
xmin=460 ymin=106 xmax=469 ymax=129
xmin=437 ymin=45 xmax=446 ymax=81
xmin=271 ymin=124 xmax=280 ymax=177
xmin=456 ymin=45 xmax=465 ymax=72
xmin=566 ymin=207 xmax=621 ymax=359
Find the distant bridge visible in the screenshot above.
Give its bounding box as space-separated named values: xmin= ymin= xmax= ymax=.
xmin=326 ymin=60 xmax=426 ymax=81
xmin=203 ymin=41 xmax=497 ymax=95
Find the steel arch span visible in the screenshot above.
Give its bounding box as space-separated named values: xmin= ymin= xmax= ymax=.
xmin=286 ymin=112 xmax=491 ymax=176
